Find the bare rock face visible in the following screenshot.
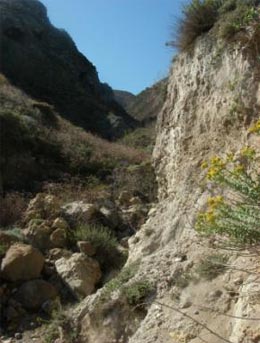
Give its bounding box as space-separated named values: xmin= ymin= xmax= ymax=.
xmin=14 ymin=279 xmax=58 ymax=310
xmin=55 ymin=253 xmax=101 ymax=299
xmin=0 ymin=0 xmax=137 ymax=138
xmin=1 ymin=243 xmax=44 ymax=281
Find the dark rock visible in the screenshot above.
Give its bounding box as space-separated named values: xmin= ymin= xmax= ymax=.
xmin=15 ymin=279 xmax=58 ymax=310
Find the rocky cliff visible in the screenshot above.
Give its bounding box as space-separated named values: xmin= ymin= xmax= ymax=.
xmin=75 ymin=12 xmax=260 ymax=343
xmin=0 ymin=0 xmax=137 ymax=139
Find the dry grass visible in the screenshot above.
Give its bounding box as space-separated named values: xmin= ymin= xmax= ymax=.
xmin=0 ymin=192 xmax=28 ymax=227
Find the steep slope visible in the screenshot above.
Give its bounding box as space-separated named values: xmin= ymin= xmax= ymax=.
xmin=0 ymin=0 xmax=137 ymax=139
xmin=75 ymin=7 xmax=260 ymax=343
xmin=113 ymin=90 xmax=136 ymax=109
xmin=123 ymin=78 xmax=168 ymax=126
xmin=0 ymin=74 xmax=147 ymax=193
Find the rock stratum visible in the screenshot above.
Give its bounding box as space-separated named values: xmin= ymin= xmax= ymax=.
xmin=0 ymin=0 xmax=137 ymax=139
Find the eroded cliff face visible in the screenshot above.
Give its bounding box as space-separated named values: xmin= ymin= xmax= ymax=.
xmin=76 ymin=30 xmax=260 ymax=343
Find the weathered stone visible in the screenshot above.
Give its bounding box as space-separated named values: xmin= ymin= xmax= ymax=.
xmin=55 ymin=253 xmax=101 ymax=299
xmin=77 ymin=241 xmax=96 ymax=256
xmin=52 ymin=218 xmax=69 ymax=231
xmin=61 ymin=202 xmax=97 ymax=225
xmin=15 ymin=280 xmax=57 ymax=310
xmin=24 ymin=219 xmax=52 ymax=250
xmin=1 ymin=243 xmax=44 ymax=281
xmin=50 ymin=229 xmax=67 ymax=248
xmin=0 ymin=231 xmax=19 ymax=252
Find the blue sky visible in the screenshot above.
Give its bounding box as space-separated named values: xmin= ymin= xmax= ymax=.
xmin=41 ymin=0 xmax=186 ymax=94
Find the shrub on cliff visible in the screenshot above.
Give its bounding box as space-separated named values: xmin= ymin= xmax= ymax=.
xmin=171 ymin=0 xmax=260 ymax=51
xmin=197 ymin=122 xmax=260 ymax=244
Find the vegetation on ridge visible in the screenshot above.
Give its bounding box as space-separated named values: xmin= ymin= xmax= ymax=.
xmin=170 ymin=0 xmax=260 ymax=51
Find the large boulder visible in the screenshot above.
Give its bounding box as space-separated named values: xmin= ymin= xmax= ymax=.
xmin=55 ymin=253 xmax=101 ymax=299
xmin=1 ymin=243 xmax=44 ymax=281
xmin=15 ymin=279 xmax=58 ymax=310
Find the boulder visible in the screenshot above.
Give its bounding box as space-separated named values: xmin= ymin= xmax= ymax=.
xmin=24 ymin=193 xmax=60 ymax=222
xmin=1 ymin=243 xmax=44 ymax=281
xmin=52 ymin=217 xmax=69 ymax=231
xmin=15 ymin=280 xmax=58 ymax=310
xmin=50 ymin=229 xmax=67 ymax=248
xmin=24 ymin=219 xmax=52 ymax=250
xmin=55 ymin=253 xmax=101 ymax=299
xmin=61 ymin=201 xmax=97 ymax=226
xmin=77 ymin=241 xmax=96 ymax=256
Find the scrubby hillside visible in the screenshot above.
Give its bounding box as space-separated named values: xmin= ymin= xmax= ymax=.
xmin=0 ymin=0 xmax=137 ymax=139
xmin=115 ymin=78 xmax=168 ymax=126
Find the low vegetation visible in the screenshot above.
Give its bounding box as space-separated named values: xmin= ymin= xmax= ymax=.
xmin=122 ymin=280 xmax=153 ymax=306
xmin=195 ymin=254 xmax=228 ymax=280
xmin=170 ymin=0 xmax=260 ymax=51
xmin=73 ymin=224 xmax=126 ymax=271
xmin=197 ymin=134 xmax=260 ymax=243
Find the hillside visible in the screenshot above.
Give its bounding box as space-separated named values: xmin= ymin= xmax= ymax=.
xmin=113 ymin=90 xmax=136 ymax=109
xmin=115 ymin=78 xmax=168 ymax=126
xmin=0 ymin=0 xmax=137 ymax=139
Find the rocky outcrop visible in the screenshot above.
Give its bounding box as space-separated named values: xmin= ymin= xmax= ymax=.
xmin=0 ymin=0 xmax=137 ymax=138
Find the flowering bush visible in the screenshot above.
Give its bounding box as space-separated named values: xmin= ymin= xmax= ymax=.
xmin=196 ymin=125 xmax=260 ymax=243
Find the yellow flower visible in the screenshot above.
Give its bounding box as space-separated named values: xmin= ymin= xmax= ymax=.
xmin=233 ymin=164 xmax=245 ymax=175
xmin=201 ymin=161 xmax=208 ymax=169
xmin=240 ymin=146 xmax=256 ymax=159
xmin=205 ymin=210 xmax=216 ymax=224
xmin=225 ymin=152 xmax=234 ymax=162
xmin=248 ymin=120 xmax=260 ymax=134
xmin=207 ymin=196 xmax=223 ymax=208
xmin=207 ymin=166 xmax=221 ymax=180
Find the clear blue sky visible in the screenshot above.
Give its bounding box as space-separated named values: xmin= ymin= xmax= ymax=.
xmin=41 ymin=0 xmax=186 ymax=94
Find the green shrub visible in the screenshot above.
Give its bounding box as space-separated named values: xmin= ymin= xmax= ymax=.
xmin=197 ymin=144 xmax=260 ymax=243
xmin=122 ymin=280 xmax=154 ymax=306
xmin=196 ymin=254 xmax=228 ymax=280
xmin=170 ymin=0 xmax=260 ymax=51
xmin=100 ymin=262 xmax=139 ymax=301
xmin=219 ymin=2 xmax=260 ymax=39
xmin=73 ymin=224 xmax=126 ymax=271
